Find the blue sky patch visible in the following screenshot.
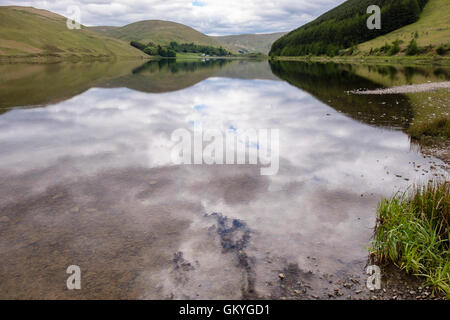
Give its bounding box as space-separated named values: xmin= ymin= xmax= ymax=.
xmin=194 ymin=104 xmax=208 ymax=111
xmin=192 ymin=1 xmax=206 ymax=7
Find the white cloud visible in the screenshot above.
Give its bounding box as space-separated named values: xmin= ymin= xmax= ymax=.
xmin=0 ymin=0 xmax=346 ymax=35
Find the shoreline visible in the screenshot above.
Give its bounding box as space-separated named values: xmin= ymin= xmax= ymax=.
xmin=350 ymin=81 xmax=450 ymax=95
xmin=271 ymin=55 xmax=450 ymax=66
xmin=4 ymin=54 xmax=449 ymax=66
xmin=0 ymin=54 xmax=150 ymax=64
xmin=0 ymin=55 xmax=264 ymax=64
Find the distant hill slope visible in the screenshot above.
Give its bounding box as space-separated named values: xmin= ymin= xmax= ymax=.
xmin=0 ymin=6 xmax=146 ymax=60
xmin=90 ymin=26 xmax=119 ymax=33
xmin=212 ymin=32 xmax=287 ymax=54
xmin=91 ymin=20 xmax=222 ymax=48
xmin=270 ymin=0 xmax=430 ymax=56
xmin=357 ymin=0 xmax=450 ymax=53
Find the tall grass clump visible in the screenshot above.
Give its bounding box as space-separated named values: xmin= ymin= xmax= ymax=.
xmin=408 ymin=117 xmax=450 ymax=142
xmin=406 ymin=39 xmax=419 ymax=55
xmin=371 ymin=180 xmax=449 ymax=297
xmin=436 ymin=44 xmax=450 ymax=56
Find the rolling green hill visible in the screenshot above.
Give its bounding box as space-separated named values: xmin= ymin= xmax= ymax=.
xmin=92 ymin=21 xmax=287 ymax=54
xmin=357 ymin=0 xmax=450 ymax=53
xmin=91 ymin=20 xmax=222 ymax=48
xmin=0 ymin=6 xmax=147 ymax=60
xmin=90 ymin=26 xmax=119 ymax=33
xmin=270 ymin=0 xmax=430 ymax=56
xmin=212 ymin=32 xmax=287 ymax=54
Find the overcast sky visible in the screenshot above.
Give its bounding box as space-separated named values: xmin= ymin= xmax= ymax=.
xmin=0 ymin=0 xmax=346 ymax=35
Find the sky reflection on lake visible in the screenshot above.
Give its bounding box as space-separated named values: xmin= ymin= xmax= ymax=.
xmin=0 ymin=61 xmax=447 ymax=299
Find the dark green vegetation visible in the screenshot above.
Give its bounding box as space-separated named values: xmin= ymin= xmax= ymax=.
xmin=270 ymin=0 xmax=429 ymax=57
xmin=436 ymin=44 xmax=450 ymax=56
xmin=406 ymin=39 xmax=420 ymax=56
xmin=130 ymin=41 xmax=176 ymax=57
xmin=130 ymin=40 xmax=231 ymax=58
xmin=371 ymin=181 xmax=449 ymax=297
xmin=369 ymin=38 xmax=430 ymax=56
xmin=168 ymin=42 xmax=230 ymax=56
xmin=0 ymin=6 xmax=146 ymax=61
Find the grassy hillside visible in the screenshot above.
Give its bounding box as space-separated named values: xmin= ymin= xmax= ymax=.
xmin=212 ymin=32 xmax=286 ymax=54
xmin=92 ymin=20 xmax=222 ymax=48
xmin=270 ymin=0 xmax=430 ymax=56
xmin=90 ymin=26 xmax=119 ymax=33
xmin=0 ymin=6 xmax=147 ymax=61
xmin=357 ymin=0 xmax=450 ymax=53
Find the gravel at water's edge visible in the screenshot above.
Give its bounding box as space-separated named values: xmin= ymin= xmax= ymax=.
xmin=350 ymin=81 xmax=450 ymax=95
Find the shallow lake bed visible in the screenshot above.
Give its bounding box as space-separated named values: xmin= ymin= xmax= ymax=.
xmin=0 ymin=59 xmax=448 ymax=299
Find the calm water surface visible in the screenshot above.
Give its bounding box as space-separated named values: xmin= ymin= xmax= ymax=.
xmin=0 ymin=60 xmax=448 ymax=299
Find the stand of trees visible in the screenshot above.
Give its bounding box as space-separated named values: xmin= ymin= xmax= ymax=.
xmin=130 ymin=40 xmax=231 ymax=57
xmin=168 ymin=42 xmax=230 ymax=56
xmin=131 ymin=41 xmax=176 ymax=57
xmin=270 ymin=0 xmax=429 ymax=57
